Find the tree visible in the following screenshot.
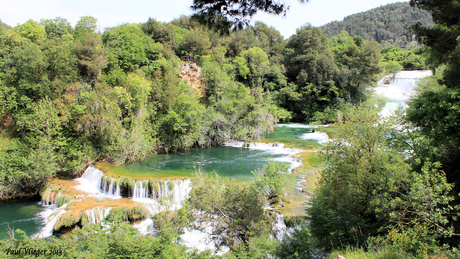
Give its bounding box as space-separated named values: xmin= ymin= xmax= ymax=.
xmin=329 ymin=32 xmax=383 ymax=102
xmin=74 ymin=16 xmax=98 ymax=40
xmin=179 ymin=27 xmax=212 ymax=56
xmin=191 ymin=0 xmax=308 ymax=31
xmin=252 ymin=160 xmax=293 ymax=199
xmin=103 ymin=23 xmax=163 ymax=72
xmin=75 ymin=33 xmax=107 ymax=83
xmin=2 ymin=40 xmax=49 ymax=104
xmin=14 ymin=19 xmax=45 ymax=43
xmin=239 ymin=47 xmax=270 ymax=88
xmin=410 ymin=0 xmax=460 ymax=88
xmin=187 ymin=172 xmax=272 ymax=251
xmin=40 ymin=17 xmax=73 ymax=39
xmin=308 ymin=103 xmax=409 ymax=251
xmin=253 ymin=22 xmax=285 ymax=57
xmin=283 ymin=25 xmax=341 ymax=121
xmin=371 ymin=161 xmax=457 ymax=255
xmin=142 ymin=18 xmax=177 ymax=48
xmin=407 ymin=0 xmax=460 ymax=192
xmin=226 ymin=28 xmax=258 ymax=57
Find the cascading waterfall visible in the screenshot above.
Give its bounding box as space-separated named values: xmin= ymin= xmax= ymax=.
xmin=271 ymin=213 xmax=287 ymax=241
xmin=101 ymin=177 xmax=121 ymax=198
xmin=38 ymin=166 xmax=192 ymax=237
xmin=76 ymin=166 xmax=191 ymax=204
xmin=34 ymin=205 xmax=68 ymax=239
xmin=375 ymin=70 xmax=432 ymax=116
xmin=85 ymin=207 xmax=112 ymax=225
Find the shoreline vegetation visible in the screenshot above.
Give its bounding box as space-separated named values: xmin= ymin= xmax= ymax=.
xmin=4 ymin=0 xmax=460 ymax=257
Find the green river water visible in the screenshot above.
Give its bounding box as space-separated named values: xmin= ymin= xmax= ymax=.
xmin=0 ymin=123 xmax=319 ymax=239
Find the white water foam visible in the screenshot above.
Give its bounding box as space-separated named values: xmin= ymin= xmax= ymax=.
xmin=85 ymin=207 xmax=112 ymax=224
xmin=34 ymin=204 xmax=68 ymax=239
xmin=134 ymin=218 xmax=155 ymax=235
xmin=74 ymin=166 xmax=104 ymax=195
xmin=375 ymin=70 xmax=432 ymax=117
xmin=223 ymin=141 xmax=303 ymax=170
xmin=180 ymin=222 xmax=229 ymax=256
xmin=299 ymin=131 xmax=329 ymax=145
xmin=271 ymin=213 xmax=287 ymax=241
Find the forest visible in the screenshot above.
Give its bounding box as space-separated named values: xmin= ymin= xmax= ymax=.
xmin=0 ymin=11 xmax=415 ymax=199
xmin=321 ymin=2 xmax=434 ymax=49
xmin=1 ymin=0 xmax=460 ymax=258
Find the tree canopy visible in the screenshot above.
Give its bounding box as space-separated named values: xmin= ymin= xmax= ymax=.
xmin=191 ymin=0 xmax=308 ymax=31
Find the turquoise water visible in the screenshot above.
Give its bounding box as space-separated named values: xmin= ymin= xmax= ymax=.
xmin=0 ymin=198 xmax=45 ymax=239
xmin=264 ymin=124 xmax=321 ymax=149
xmin=103 ymin=123 xmax=318 ymax=181
xmin=103 ymin=143 xmax=300 ymax=181
xmin=0 ymin=123 xmax=320 ymax=239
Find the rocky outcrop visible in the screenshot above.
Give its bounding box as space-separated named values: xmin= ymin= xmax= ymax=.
xmin=179 ymin=62 xmax=204 ymax=96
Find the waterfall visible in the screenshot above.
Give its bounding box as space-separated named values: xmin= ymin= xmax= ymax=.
xmin=134 ymin=218 xmax=155 ymax=235
xmin=34 ymin=205 xmax=68 ymax=239
xmin=271 ymin=213 xmax=287 ymax=241
xmin=75 ymin=166 xmax=191 ymax=206
xmin=74 ymin=166 xmax=104 ymax=194
xmin=375 ymin=70 xmax=432 ymax=116
xmin=85 ymin=207 xmax=112 ymax=224
xmin=133 ymin=181 xmax=149 ymax=199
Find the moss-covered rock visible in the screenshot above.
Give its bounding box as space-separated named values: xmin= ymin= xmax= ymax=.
xmin=106 ymin=205 xmax=148 ymax=223
xmin=53 ymin=210 xmax=82 ymax=232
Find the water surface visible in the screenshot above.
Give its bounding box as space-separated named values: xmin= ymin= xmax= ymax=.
xmin=100 ymin=142 xmax=302 ymax=181
xmin=0 ymin=198 xmax=45 ymax=239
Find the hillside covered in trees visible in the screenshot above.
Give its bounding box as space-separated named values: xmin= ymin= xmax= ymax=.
xmin=321 ymin=2 xmax=434 ymax=48
xmin=2 ymin=0 xmax=460 ymax=257
xmin=0 ymin=15 xmax=391 ymax=199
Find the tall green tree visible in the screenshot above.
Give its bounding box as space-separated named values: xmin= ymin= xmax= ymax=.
xmin=308 ymin=103 xmax=409 ymax=251
xmin=14 ymin=19 xmax=46 ymax=43
xmin=239 ymin=47 xmax=270 ymax=88
xmin=283 ymin=25 xmax=341 ymax=121
xmin=407 ymin=0 xmax=460 ymax=187
xmin=40 ymin=17 xmax=73 ymax=39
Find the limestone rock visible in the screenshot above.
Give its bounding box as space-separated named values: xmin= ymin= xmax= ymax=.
xmin=179 ymin=62 xmax=204 ymax=96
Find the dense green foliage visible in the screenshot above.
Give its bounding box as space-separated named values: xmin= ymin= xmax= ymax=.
xmin=0 ymin=2 xmax=450 ymax=257
xmin=276 ymin=2 xmax=460 ymax=258
xmin=321 ymin=2 xmax=434 ymax=49
xmin=187 ymin=171 xmax=272 ymax=251
xmin=0 ymin=17 xmax=295 ymax=198
xmin=252 ymin=160 xmax=294 ymax=198
xmin=0 ymin=212 xmax=210 ymax=259
xmin=0 ymin=13 xmax=395 ymax=198
xmin=283 ymin=26 xmax=382 ymax=121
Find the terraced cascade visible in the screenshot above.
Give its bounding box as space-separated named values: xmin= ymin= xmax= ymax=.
xmin=1 ymin=123 xmax=330 ymax=242
xmin=34 ymin=166 xmax=193 ymax=237
xmin=375 ymin=70 xmax=432 ymax=117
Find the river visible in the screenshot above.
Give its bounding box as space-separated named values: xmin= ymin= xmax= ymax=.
xmin=0 ymin=70 xmax=432 ymax=240
xmin=0 ymin=123 xmax=320 ymax=240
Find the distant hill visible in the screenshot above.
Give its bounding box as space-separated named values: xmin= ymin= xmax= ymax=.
xmin=321 ymin=2 xmax=433 ymax=48
xmin=0 ymin=19 xmax=12 ymax=30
